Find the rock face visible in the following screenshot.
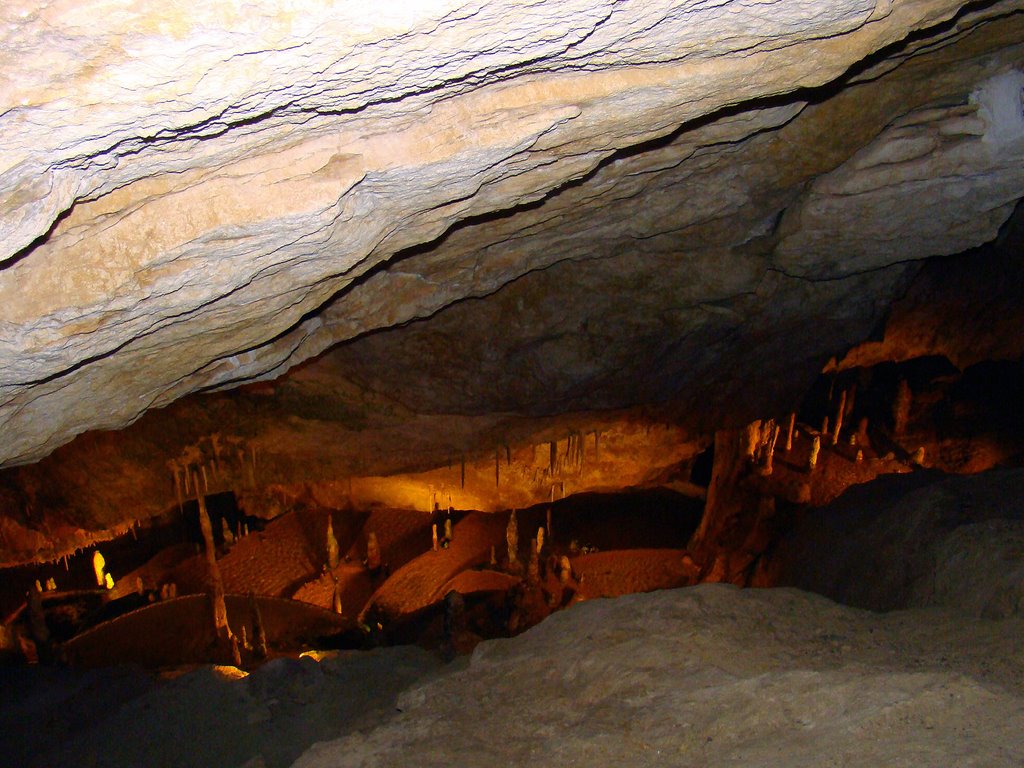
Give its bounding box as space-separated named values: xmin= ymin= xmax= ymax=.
xmin=2 ymin=0 xmax=1024 ymax=474
xmin=767 ymin=467 xmax=1024 ymax=618
xmin=2 ymin=2 xmax=1024 ymax=564
xmin=293 ymin=585 xmax=1024 ymax=768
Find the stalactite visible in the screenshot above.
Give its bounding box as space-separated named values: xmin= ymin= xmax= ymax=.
xmin=184 ymin=468 xmax=192 ymax=496
xmin=201 ymin=464 xmax=210 ymax=495
xmin=832 ymin=390 xmax=847 ymax=446
xmin=196 ymin=473 xmax=231 ymax=643
xmin=785 ymin=412 xmax=796 ymax=452
xmin=546 ymin=508 xmax=553 ymax=544
xmin=333 ymin=582 xmax=343 ymax=615
xmin=536 ymin=527 xmax=545 ymax=555
xmin=490 ymin=545 xmax=497 ymax=566
xmin=845 ymin=383 xmax=857 ymax=419
xmin=821 ymin=416 xmax=829 ymax=437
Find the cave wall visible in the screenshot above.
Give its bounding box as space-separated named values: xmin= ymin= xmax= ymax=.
xmin=2 ymin=1 xmax=1024 ymax=564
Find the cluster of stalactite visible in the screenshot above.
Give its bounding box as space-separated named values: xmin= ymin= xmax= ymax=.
xmin=167 ymin=434 xmax=258 ymax=513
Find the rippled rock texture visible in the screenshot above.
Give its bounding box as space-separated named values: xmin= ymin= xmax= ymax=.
xmin=2 ymin=1 xmax=1024 ymax=562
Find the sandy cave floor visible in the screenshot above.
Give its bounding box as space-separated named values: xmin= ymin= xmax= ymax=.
xmin=2 ymin=584 xmax=1022 ymax=768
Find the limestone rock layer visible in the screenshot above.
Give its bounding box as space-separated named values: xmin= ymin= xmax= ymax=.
xmin=2 ymin=0 xmax=1024 ymax=470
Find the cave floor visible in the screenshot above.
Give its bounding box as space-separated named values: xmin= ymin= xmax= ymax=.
xmin=3 ymin=584 xmax=1021 ymax=768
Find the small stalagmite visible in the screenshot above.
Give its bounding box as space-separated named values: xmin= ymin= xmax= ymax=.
xmin=893 ymin=379 xmax=912 ymax=438
xmin=333 ymin=582 xmax=343 ymax=615
xmin=444 ymin=517 xmax=453 ymax=544
xmin=249 ymin=593 xmax=268 ymax=660
xmin=832 ymin=390 xmax=847 ymax=446
xmin=432 ymin=524 xmax=439 ymax=552
xmin=527 ymin=546 xmax=540 ymax=584
xmin=857 ymin=417 xmax=870 ymax=445
xmin=763 ymin=423 xmax=780 ymax=474
xmin=326 ymin=516 xmax=340 ymax=569
xmin=222 ymin=518 xmax=235 ymax=546
xmin=92 ymin=550 xmax=106 ymax=588
xmin=809 ymin=435 xmax=821 ymax=470
xmin=366 ymin=531 xmax=382 ymax=571
xmin=784 ymin=412 xmax=796 ymax=452
xmin=104 ymin=573 xmax=114 ymax=590
xmin=506 ymin=511 xmax=519 ymax=566
xmin=559 ymin=556 xmax=572 ymax=585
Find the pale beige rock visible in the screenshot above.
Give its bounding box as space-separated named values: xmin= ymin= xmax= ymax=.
xmin=291 ymin=585 xmax=1024 ymax=768
xmin=0 ymin=0 xmax=1020 ymax=469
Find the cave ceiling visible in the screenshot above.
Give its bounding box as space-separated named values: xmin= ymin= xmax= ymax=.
xmin=2 ymin=0 xmax=1024 ymax=564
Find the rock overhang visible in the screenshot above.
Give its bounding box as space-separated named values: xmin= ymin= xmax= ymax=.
xmin=1 ymin=0 xmax=1022 ymax=469
xmin=0 ymin=2 xmax=1023 ymax=565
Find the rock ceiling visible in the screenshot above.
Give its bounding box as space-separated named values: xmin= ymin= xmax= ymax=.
xmin=2 ymin=0 xmax=1024 ymax=563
